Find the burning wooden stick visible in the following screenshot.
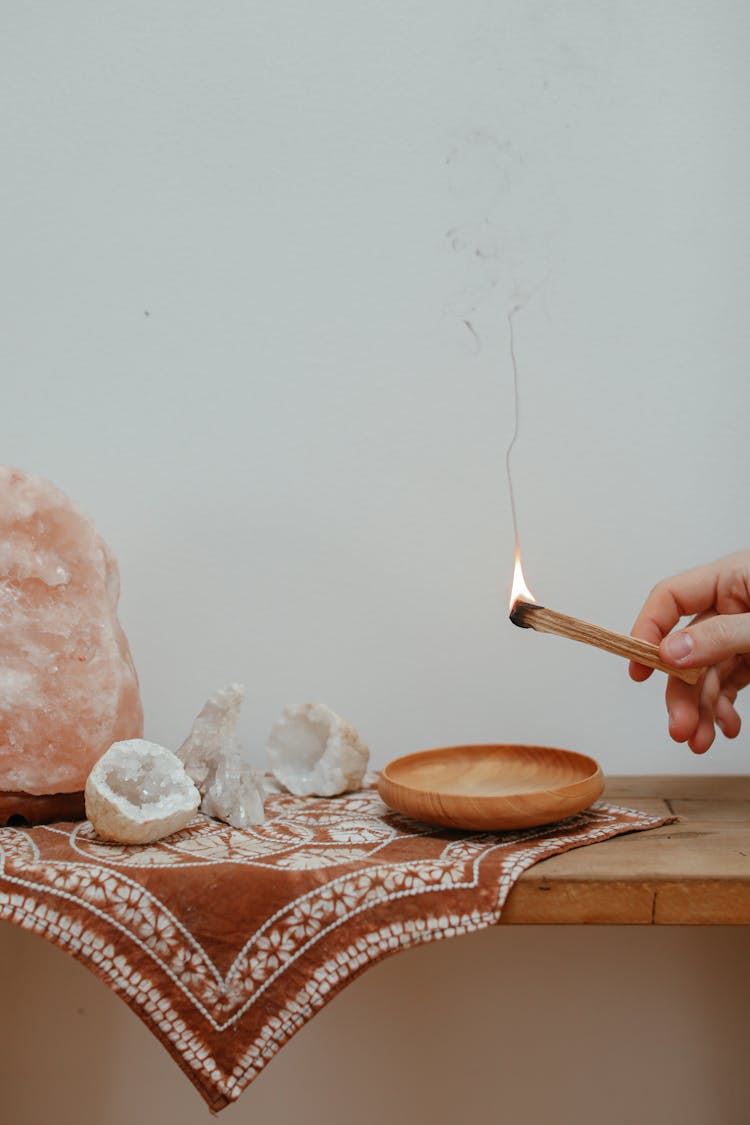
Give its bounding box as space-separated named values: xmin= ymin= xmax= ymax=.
xmin=509 ymin=600 xmax=702 ymax=686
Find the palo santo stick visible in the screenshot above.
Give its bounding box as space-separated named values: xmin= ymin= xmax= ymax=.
xmin=509 ymin=601 xmax=702 ymax=686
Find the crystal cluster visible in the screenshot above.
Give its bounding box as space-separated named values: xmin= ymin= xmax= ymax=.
xmin=85 ymin=739 xmax=200 ymax=844
xmin=0 ymin=467 xmax=143 ymax=795
xmin=82 ymin=690 xmax=370 ymax=842
xmin=178 ymin=684 xmax=265 ymax=829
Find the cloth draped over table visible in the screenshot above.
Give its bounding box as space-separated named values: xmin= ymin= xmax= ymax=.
xmin=0 ymin=777 xmax=671 ymax=1111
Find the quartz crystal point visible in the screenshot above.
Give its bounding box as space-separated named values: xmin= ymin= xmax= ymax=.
xmin=85 ymin=739 xmax=200 ymax=844
xmin=178 ymin=683 xmax=265 ymax=828
xmin=0 ymin=467 xmax=143 ymax=795
xmin=267 ymin=703 xmax=369 ymax=797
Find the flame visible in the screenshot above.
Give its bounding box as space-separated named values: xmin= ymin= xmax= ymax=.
xmin=509 ymin=547 xmax=535 ymax=610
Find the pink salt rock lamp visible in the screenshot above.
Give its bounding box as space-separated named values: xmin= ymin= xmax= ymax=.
xmin=0 ymin=468 xmax=143 ymax=825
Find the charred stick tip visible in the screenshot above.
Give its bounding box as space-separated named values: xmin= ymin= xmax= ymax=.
xmin=509 ymin=600 xmax=540 ymax=629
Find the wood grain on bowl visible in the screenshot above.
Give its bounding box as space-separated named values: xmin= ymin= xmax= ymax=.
xmin=378 ymin=744 xmax=603 ymax=831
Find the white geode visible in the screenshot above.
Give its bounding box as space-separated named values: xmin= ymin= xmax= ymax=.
xmin=178 ymin=683 xmax=265 ymax=828
xmin=267 ymin=702 xmax=369 ymax=797
xmin=85 ymin=739 xmax=200 ymax=844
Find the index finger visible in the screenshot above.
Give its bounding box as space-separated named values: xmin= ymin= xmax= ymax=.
xmin=629 ymin=559 xmax=723 ymax=680
xmin=631 ymin=559 xmax=724 ymax=644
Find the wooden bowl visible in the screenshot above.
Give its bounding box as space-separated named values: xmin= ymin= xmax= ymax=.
xmin=378 ymin=744 xmax=604 ymax=831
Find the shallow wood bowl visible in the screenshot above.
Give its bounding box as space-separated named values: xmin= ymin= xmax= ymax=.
xmin=378 ymin=744 xmax=604 ymax=831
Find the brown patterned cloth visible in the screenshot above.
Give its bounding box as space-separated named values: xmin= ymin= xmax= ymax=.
xmin=0 ymin=776 xmax=670 ymax=1111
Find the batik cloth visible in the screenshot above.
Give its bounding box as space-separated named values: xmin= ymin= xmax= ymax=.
xmin=0 ymin=777 xmax=670 ymax=1110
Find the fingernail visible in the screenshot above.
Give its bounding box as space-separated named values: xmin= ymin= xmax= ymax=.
xmin=663 ymin=631 xmax=693 ymax=663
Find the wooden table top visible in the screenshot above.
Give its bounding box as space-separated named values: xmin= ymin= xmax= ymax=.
xmin=503 ymin=775 xmax=750 ymax=925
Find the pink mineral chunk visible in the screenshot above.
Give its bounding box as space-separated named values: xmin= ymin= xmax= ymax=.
xmin=0 ymin=467 xmax=143 ymax=795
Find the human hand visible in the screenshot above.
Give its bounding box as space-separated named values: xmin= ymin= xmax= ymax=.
xmin=629 ymin=551 xmax=750 ymax=753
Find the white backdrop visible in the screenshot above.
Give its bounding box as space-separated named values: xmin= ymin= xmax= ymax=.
xmin=2 ymin=0 xmax=749 ymax=776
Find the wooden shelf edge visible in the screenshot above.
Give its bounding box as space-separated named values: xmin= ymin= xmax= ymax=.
xmin=603 ymin=775 xmax=750 ymax=801
xmin=500 ymin=879 xmax=750 ymax=926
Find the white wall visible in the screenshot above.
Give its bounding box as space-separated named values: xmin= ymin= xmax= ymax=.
xmin=2 ymin=0 xmax=748 ymax=775
xmin=1 ymin=4 xmax=749 ymax=1121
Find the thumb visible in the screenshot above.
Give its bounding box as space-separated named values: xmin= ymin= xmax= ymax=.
xmin=661 ymin=613 xmax=750 ymax=667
